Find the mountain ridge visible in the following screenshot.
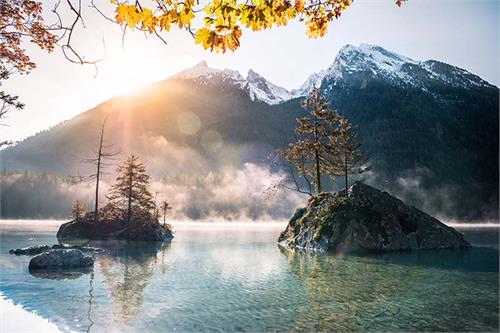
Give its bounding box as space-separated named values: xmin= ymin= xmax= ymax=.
xmin=169 ymin=43 xmax=497 ymax=105
xmin=1 ymin=43 xmax=498 ymax=220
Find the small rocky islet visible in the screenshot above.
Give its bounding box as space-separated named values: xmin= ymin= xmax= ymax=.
xmin=10 ymin=212 xmax=174 ymax=272
xmin=278 ymin=182 xmax=470 ymax=252
xmin=11 ymin=184 xmax=470 ymax=271
xmin=56 ymin=213 xmax=174 ymax=242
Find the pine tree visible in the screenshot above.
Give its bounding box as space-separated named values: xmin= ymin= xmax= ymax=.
xmin=107 ymin=155 xmax=155 ymax=228
xmin=159 ymin=201 xmax=172 ymax=225
xmin=334 ymin=116 xmax=368 ymax=195
xmin=70 ymin=200 xmax=85 ymax=222
xmin=280 ymin=87 xmax=340 ymax=194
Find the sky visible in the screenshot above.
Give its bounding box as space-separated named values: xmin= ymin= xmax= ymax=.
xmin=1 ymin=0 xmax=499 ymax=142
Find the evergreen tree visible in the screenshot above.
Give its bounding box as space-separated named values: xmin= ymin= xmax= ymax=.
xmin=107 ymin=155 xmax=155 ymax=228
xmin=159 ymin=201 xmax=172 ymax=225
xmin=70 ymin=200 xmax=85 ymax=222
xmin=280 ymin=88 xmax=340 ymax=194
xmin=334 ymin=116 xmax=368 ymax=195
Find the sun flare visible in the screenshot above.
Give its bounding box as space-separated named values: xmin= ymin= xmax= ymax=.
xmin=98 ymin=49 xmax=166 ymax=98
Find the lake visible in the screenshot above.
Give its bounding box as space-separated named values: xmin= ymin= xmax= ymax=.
xmin=0 ymin=220 xmax=498 ymax=332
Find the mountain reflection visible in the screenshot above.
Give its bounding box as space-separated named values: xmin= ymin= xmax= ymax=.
xmin=96 ymin=241 xmax=171 ymax=324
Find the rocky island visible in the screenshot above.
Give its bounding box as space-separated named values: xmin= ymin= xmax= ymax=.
xmin=57 ymin=213 xmax=173 ymax=241
xmin=278 ymin=182 xmax=470 ymax=252
xmin=58 ymin=155 xmax=174 ymax=242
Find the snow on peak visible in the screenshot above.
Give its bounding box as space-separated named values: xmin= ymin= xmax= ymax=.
xmin=171 ymin=63 xmax=293 ymax=105
xmin=169 ymin=46 xmax=494 ymax=105
xmin=327 ymin=43 xmax=418 ymax=79
xmin=323 ymin=43 xmax=492 ymax=90
xmin=291 ymin=70 xmax=327 ymax=98
xmin=172 ymin=61 xmax=244 ymax=82
xmin=245 ymin=69 xmax=292 ymax=105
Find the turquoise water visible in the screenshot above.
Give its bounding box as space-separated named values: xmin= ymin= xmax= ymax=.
xmin=0 ymin=221 xmax=498 ymax=332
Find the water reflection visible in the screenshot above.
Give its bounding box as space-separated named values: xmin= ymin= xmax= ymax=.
xmin=96 ymin=241 xmax=171 ymax=324
xmin=355 ymin=247 xmax=500 ymax=273
xmin=1 ymin=222 xmax=498 ymax=332
xmin=29 ymin=266 xmax=93 ymax=280
xmin=280 ymin=247 xmax=500 ymax=332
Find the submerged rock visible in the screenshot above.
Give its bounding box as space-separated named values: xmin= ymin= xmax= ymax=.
xmin=278 ymin=182 xmax=470 ymax=252
xmin=57 ymin=216 xmax=174 ymax=242
xmin=9 ymin=245 xmax=51 ymax=255
xmin=9 ymin=244 xmax=103 ymax=256
xmin=28 ymin=249 xmax=94 ymax=269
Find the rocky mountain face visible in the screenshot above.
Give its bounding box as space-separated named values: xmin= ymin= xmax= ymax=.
xmin=1 ymin=44 xmax=498 ymax=220
xmin=278 ymin=182 xmax=471 ymax=252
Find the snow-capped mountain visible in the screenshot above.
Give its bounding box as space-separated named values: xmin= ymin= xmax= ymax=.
xmin=245 ymin=69 xmax=292 ymax=105
xmin=290 ymin=70 xmax=327 ymax=98
xmin=323 ymin=43 xmax=494 ymax=91
xmin=172 ymin=61 xmax=291 ymax=105
xmin=173 ymin=45 xmax=495 ymax=106
xmin=172 ymin=60 xmax=245 ymax=83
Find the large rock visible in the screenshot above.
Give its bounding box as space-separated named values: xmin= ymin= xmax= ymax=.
xmin=57 ymin=216 xmax=174 ymax=242
xmin=278 ymin=182 xmax=470 ymax=252
xmin=28 ymin=249 xmax=94 ymax=269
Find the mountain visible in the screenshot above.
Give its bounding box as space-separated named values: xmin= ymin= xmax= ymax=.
xmin=290 ymin=70 xmax=327 ymax=98
xmin=324 ymin=44 xmax=494 ymax=91
xmin=1 ymin=44 xmax=498 ymax=220
xmin=172 ymin=60 xmax=292 ymax=105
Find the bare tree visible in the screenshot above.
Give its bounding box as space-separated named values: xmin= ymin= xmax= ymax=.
xmin=75 ymin=115 xmax=120 ymax=221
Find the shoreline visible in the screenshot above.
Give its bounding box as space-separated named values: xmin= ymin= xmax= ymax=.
xmin=0 ymin=219 xmax=498 ymax=229
xmin=0 ymin=293 xmax=61 ymax=333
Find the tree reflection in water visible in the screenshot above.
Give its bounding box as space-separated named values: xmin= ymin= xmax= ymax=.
xmin=86 ymin=272 xmax=94 ymax=333
xmin=97 ymin=241 xmax=171 ymax=324
xmin=279 ymin=246 xmax=499 ymax=332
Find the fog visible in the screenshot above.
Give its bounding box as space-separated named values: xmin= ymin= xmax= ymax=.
xmin=0 ymin=163 xmax=305 ymax=221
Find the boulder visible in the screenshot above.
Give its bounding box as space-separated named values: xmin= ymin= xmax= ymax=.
xmin=9 ymin=244 xmax=103 ymax=256
xmin=28 ymin=249 xmax=94 ymax=269
xmin=57 ymin=216 xmax=174 ymax=242
xmin=278 ymin=182 xmax=470 ymax=252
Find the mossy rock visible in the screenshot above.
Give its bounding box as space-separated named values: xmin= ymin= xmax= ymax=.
xmin=278 ymin=182 xmax=470 ymax=252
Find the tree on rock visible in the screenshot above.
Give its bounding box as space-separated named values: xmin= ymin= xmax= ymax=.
xmin=70 ymin=200 xmax=85 ymax=222
xmin=107 ymin=155 xmax=155 ymax=228
xmin=159 ymin=201 xmax=172 ymax=226
xmin=75 ymin=115 xmax=119 ymax=222
xmin=279 ymin=88 xmax=340 ymax=194
xmin=334 ymin=116 xmax=368 ymax=195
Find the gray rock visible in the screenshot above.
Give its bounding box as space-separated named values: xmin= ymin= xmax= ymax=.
xmin=9 ymin=244 xmax=103 ymax=256
xmin=278 ymin=182 xmax=470 ymax=252
xmin=9 ymin=245 xmax=51 ymax=255
xmin=28 ymin=249 xmax=94 ymax=269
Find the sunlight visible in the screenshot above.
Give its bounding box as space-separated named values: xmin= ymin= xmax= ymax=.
xmin=97 ymin=48 xmax=165 ymax=98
